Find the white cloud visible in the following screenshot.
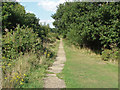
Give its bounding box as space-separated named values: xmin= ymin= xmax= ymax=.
xmin=26 ymin=10 xmax=34 ymax=14
xmin=16 ymin=0 xmax=20 ymax=2
xmin=38 ymin=0 xmax=73 ymax=12
xmin=38 ymin=0 xmax=57 ymax=12
xmin=38 ymin=0 xmax=73 ymax=28
xmin=40 ymin=19 xmax=55 ymax=23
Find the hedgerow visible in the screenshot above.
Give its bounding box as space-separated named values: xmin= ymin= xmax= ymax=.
xmin=52 ymin=2 xmax=120 ymax=61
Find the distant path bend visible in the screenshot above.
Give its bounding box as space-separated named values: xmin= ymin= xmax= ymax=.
xmin=44 ymin=38 xmax=66 ymax=88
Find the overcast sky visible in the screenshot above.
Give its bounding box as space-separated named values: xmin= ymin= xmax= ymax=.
xmin=18 ymin=0 xmax=73 ymax=28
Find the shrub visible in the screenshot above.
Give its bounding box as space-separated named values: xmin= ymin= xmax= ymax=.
xmin=116 ymin=50 xmax=120 ymax=60
xmin=2 ymin=25 xmax=42 ymax=59
xmin=2 ymin=25 xmax=43 ymax=88
xmin=101 ymin=49 xmax=112 ymax=61
xmin=101 ymin=47 xmax=120 ymax=62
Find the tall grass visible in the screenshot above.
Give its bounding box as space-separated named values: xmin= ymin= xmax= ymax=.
xmin=2 ymin=52 xmax=39 ymax=88
xmin=2 ymin=38 xmax=60 ymax=88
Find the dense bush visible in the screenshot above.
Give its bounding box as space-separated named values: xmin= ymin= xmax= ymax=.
xmin=52 ymin=2 xmax=120 ymax=61
xmin=52 ymin=2 xmax=120 ymax=50
xmin=2 ymin=25 xmax=41 ymax=59
xmin=52 ymin=2 xmax=120 ymax=62
xmin=2 ymin=25 xmax=40 ymax=87
xmin=101 ymin=49 xmax=112 ymax=61
xmin=101 ymin=44 xmax=119 ymax=62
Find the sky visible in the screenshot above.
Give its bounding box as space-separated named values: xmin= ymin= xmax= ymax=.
xmin=17 ymin=0 xmax=73 ymax=28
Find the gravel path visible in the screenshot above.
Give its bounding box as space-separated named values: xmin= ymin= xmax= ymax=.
xmin=44 ymin=38 xmax=66 ymax=89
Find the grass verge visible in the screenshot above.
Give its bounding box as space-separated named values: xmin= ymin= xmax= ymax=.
xmin=60 ymin=39 xmax=118 ymax=88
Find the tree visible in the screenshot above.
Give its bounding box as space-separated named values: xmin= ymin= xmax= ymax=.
xmin=52 ymin=2 xmax=120 ymax=49
xmin=2 ymin=2 xmax=25 ymax=32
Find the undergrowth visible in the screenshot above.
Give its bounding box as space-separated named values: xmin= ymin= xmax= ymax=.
xmin=2 ymin=25 xmax=60 ymax=88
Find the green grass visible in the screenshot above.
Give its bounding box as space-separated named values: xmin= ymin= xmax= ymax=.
xmin=61 ymin=39 xmax=118 ymax=88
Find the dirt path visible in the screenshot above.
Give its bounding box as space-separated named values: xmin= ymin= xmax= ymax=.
xmin=44 ymin=38 xmax=66 ymax=88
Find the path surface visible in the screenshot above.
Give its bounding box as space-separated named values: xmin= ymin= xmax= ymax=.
xmin=44 ymin=38 xmax=66 ymax=88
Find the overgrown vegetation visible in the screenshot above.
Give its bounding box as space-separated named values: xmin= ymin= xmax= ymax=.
xmin=52 ymin=1 xmax=120 ymax=62
xmin=2 ymin=1 xmax=60 ymax=88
